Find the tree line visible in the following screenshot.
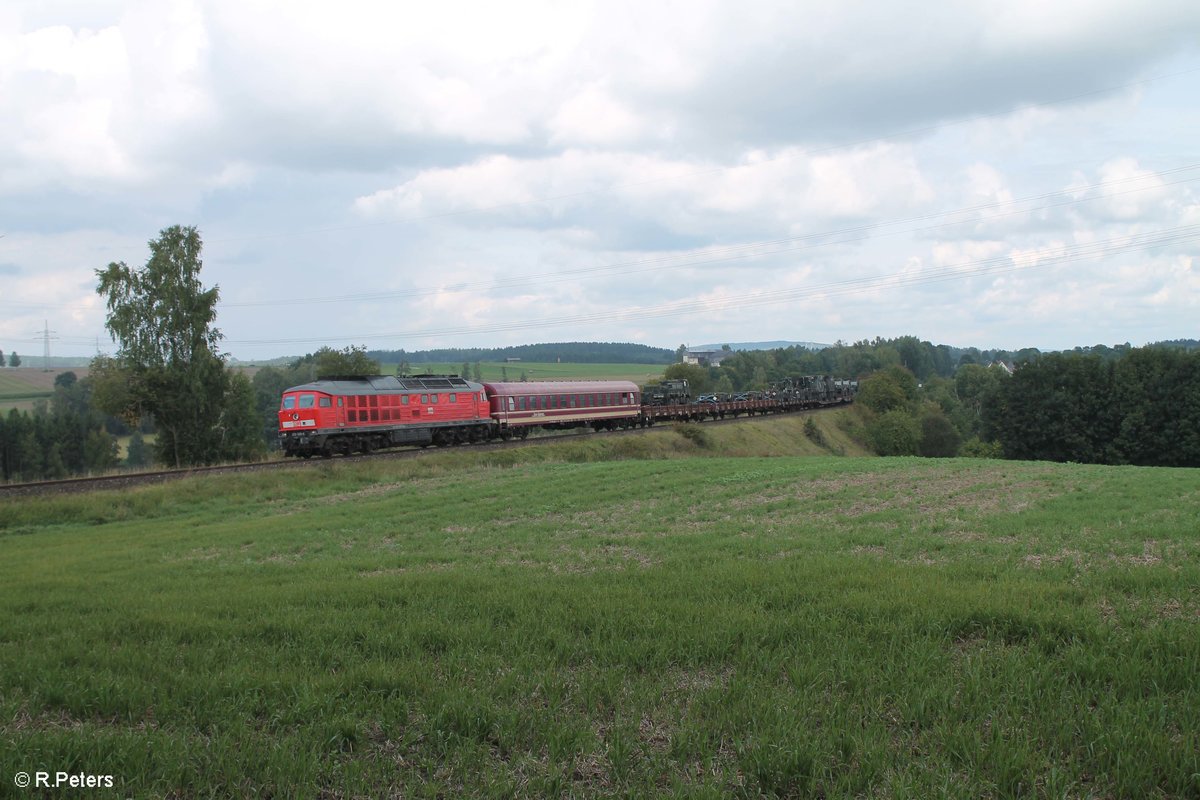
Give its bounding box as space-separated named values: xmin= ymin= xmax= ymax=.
xmin=663 ymin=338 xmax=1199 ymax=467
xmin=0 ymin=372 xmax=141 ymax=482
xmin=4 ymin=222 xmax=1197 ymax=479
xmin=368 ymin=341 xmax=675 ymax=366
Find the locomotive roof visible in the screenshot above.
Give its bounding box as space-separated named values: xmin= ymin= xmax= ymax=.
xmin=482 ymin=380 xmax=639 ymax=393
xmin=284 ymin=374 xmax=481 ymax=395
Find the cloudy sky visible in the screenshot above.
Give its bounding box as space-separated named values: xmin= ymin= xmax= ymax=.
xmin=2 ymin=0 xmax=1198 ymax=361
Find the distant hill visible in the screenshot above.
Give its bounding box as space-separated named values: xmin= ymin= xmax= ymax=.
xmin=368 ymin=341 xmax=676 ymax=365
xmin=693 ymin=340 xmax=831 ymax=352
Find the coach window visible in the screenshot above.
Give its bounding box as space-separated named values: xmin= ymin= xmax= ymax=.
xmin=507 ymin=397 xmax=516 ymax=412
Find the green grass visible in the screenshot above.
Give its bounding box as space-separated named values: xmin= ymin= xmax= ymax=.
xmin=0 ymin=372 xmax=53 ymax=413
xmin=1 ymin=433 xmax=1198 ymax=797
xmin=386 ymin=361 xmax=667 ymax=384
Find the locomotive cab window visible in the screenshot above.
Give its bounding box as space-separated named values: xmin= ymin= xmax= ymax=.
xmin=319 ymin=397 xmax=331 ymax=408
xmin=299 ymin=394 xmax=315 ymax=409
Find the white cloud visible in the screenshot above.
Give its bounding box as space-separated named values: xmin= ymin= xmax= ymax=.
xmin=1 ymin=0 xmax=1199 ymax=356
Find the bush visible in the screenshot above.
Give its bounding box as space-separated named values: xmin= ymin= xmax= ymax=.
xmin=803 ymin=416 xmax=827 ymax=447
xmin=960 ymin=437 xmax=1003 ymax=459
xmin=672 ymin=423 xmax=712 ymax=449
xmin=918 ymin=406 xmax=960 ymax=457
xmin=866 ymin=410 xmax=920 ymax=456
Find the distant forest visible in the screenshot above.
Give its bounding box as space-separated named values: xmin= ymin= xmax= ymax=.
xmin=367 ymin=341 xmax=676 ymax=365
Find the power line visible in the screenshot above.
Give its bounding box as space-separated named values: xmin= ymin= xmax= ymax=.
xmin=226 ymin=223 xmax=1200 ymax=346
xmin=217 ymin=164 xmax=1200 ymax=309
xmin=200 ymin=64 xmax=1200 ymax=245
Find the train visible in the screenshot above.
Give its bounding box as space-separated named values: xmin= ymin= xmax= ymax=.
xmin=278 ymin=374 xmax=855 ymax=458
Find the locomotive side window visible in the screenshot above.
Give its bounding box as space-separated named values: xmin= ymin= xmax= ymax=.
xmin=431 ymin=394 xmax=439 ymax=404
xmin=421 ymin=394 xmax=428 ymax=404
xmin=338 ymin=397 xmax=344 ymax=407
xmin=402 ymin=395 xmax=410 ymax=405
xmin=449 ymin=393 xmax=457 ymax=403
xmin=283 ymin=396 xmax=296 ymax=410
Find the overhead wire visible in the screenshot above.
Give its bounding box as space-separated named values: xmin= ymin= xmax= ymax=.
xmin=217 ymin=165 xmax=1200 ymax=308
xmin=227 ymin=223 xmax=1200 ymax=346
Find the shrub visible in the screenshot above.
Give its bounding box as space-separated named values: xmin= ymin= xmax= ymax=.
xmin=866 ymin=410 xmax=920 ymax=456
xmin=672 ymin=423 xmax=712 ymax=449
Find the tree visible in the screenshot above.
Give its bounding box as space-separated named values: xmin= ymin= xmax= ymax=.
xmin=0 ymin=349 xmax=5 ymax=367
xmin=664 ymin=362 xmax=712 ymax=394
xmin=856 ymin=367 xmax=916 ymax=414
xmin=8 ymin=351 xmax=20 ymax=367
xmin=94 ymin=225 xmax=255 ymax=468
xmin=866 ymin=410 xmax=920 ymax=456
xmin=675 ymin=344 xmax=688 ymax=363
xmin=917 ymin=404 xmax=960 ymax=457
xmin=125 ymin=431 xmax=151 ymax=468
xmin=311 ymin=345 xmax=379 ymax=377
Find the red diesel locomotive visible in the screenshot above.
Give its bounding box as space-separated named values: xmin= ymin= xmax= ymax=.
xmin=278 ymin=375 xmax=640 ymax=458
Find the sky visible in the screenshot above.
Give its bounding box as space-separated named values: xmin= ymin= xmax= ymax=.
xmin=1 ymin=0 xmax=1198 ymax=361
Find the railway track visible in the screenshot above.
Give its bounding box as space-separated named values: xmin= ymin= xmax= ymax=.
xmin=0 ymin=406 xmax=840 ymax=498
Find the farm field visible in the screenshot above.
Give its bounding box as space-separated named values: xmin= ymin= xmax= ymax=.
xmin=385 ymin=361 xmax=667 ymax=384
xmin=0 ymin=369 xmax=71 ymax=413
xmin=1 ymin=440 xmax=1197 ymax=797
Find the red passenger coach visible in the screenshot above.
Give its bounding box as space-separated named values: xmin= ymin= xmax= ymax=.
xmin=279 ymin=375 xmax=490 ymax=457
xmin=484 ymin=380 xmax=641 ymax=436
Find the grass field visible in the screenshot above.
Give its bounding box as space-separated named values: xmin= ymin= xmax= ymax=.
xmin=0 ymin=369 xmax=63 ymax=414
xmin=1 ymin=422 xmax=1198 ymax=797
xmin=386 ymin=361 xmax=667 ymax=384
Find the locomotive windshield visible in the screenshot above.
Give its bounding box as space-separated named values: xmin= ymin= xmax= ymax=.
xmin=282 ymin=396 xmax=296 ymax=410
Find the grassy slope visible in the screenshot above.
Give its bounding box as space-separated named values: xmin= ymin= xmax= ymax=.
xmin=1 ymin=424 xmax=1198 ymax=798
